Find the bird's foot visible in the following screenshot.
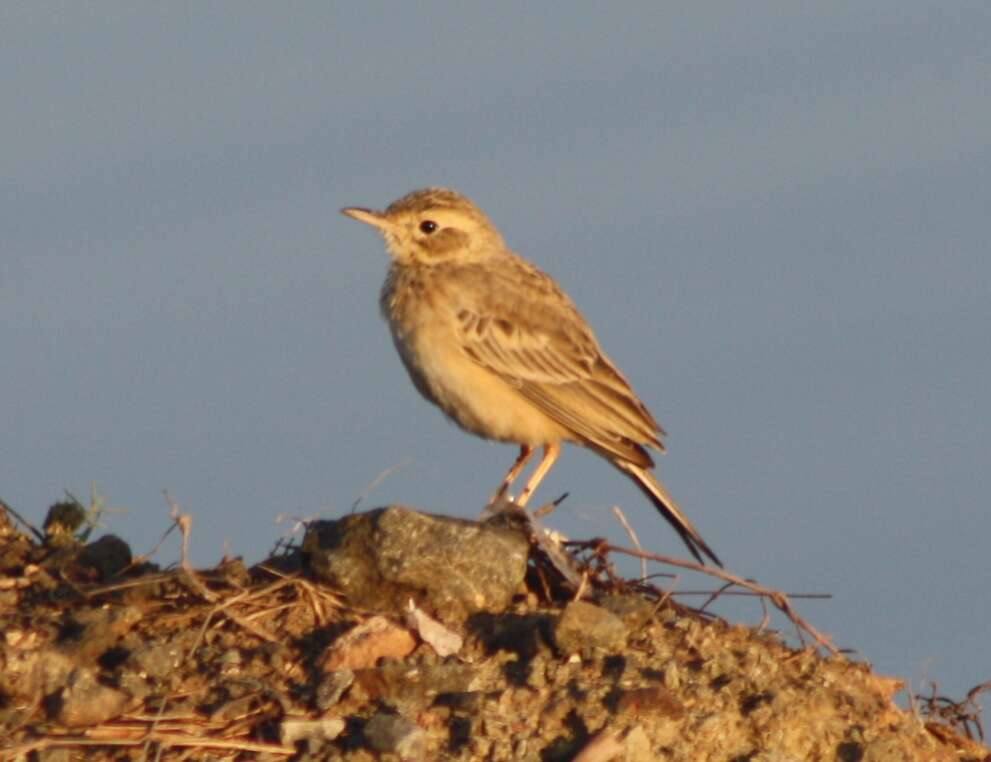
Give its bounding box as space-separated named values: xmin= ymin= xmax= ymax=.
xmin=479 ymin=492 xmax=527 ymax=521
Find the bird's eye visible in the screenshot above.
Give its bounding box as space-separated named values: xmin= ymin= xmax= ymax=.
xmin=419 ymin=220 xmax=438 ymax=234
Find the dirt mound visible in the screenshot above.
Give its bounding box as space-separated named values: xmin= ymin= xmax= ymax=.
xmin=1 ymin=500 xmax=987 ymax=761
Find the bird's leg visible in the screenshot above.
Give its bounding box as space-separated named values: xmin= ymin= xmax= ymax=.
xmin=516 ymin=442 xmax=560 ymax=508
xmin=491 ymin=444 xmax=534 ymax=503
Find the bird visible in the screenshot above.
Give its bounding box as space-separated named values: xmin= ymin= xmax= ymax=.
xmin=341 ymin=187 xmax=721 ymax=566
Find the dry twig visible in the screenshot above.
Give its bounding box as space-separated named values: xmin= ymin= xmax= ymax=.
xmin=918 ymin=679 xmax=991 ymax=741
xmin=564 ymin=539 xmax=840 ymax=657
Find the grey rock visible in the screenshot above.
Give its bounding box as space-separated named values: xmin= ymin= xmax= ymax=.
xmin=304 ymin=506 xmax=528 ymax=621
xmin=128 ymin=637 xmax=186 ymax=679
xmin=553 ymin=600 xmax=629 ymax=655
xmin=48 ymin=667 xmax=129 ymax=727
xmin=1 ymin=648 xmax=74 ymax=701
xmin=59 ymin=604 xmax=142 ymax=664
xmin=364 ymin=711 xmax=424 ymax=758
xmin=353 ymin=661 xmax=480 ymax=714
xmin=117 ymin=671 xmax=151 ymax=704
xmin=597 ymin=593 xmax=657 ymax=631
xmin=38 ymin=651 xmax=77 ymax=695
xmin=316 ymin=668 xmax=354 ymax=709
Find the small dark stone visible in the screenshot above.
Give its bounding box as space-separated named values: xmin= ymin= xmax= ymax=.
xmin=468 ymin=612 xmax=553 ymax=660
xmin=602 ymin=654 xmax=627 ymax=680
xmin=448 ymin=714 xmax=473 ymax=751
xmin=435 ymin=690 xmax=485 ymax=712
xmin=98 ymin=645 xmax=130 ymax=670
xmin=503 ymin=658 xmax=531 ymax=687
xmin=43 ymin=501 xmax=87 ymax=540
xmin=352 ymin=661 xmax=479 ymax=713
xmin=837 ymin=741 xmax=865 ymax=762
xmin=74 ymin=534 xmax=133 ymax=579
xmin=640 ymin=667 xmax=665 ymax=681
xmin=740 ymin=691 xmax=775 ymax=715
xmin=711 ymin=673 xmax=732 ymax=690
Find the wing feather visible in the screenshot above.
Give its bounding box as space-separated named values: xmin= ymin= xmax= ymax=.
xmin=451 ymin=262 xmax=666 ymax=465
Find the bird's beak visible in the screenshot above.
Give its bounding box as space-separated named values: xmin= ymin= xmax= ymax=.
xmin=341 ymin=206 xmax=392 ymax=231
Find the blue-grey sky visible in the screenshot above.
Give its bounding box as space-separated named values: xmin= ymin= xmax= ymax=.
xmin=3 ymin=4 xmax=988 ymax=715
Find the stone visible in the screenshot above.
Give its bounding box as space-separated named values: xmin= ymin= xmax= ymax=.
xmin=406 ymin=600 xmax=464 ymax=656
xmin=303 ymin=506 xmax=529 ymax=622
xmin=320 ymin=615 xmax=417 ymax=670
xmin=352 ymin=661 xmax=480 ymax=713
xmin=597 ymin=593 xmax=656 ymax=631
xmin=316 ymin=668 xmax=354 ymax=710
xmin=58 ymin=605 xmax=142 ymax=663
xmin=553 ymin=600 xmax=628 ymax=655
xmin=48 ymin=667 xmax=129 ymax=727
xmin=0 ymin=647 xmax=73 ymax=703
xmin=363 ymin=711 xmax=424 ymax=759
xmin=280 ymin=716 xmax=345 ymax=749
xmin=74 ymin=534 xmax=133 ymax=579
xmin=128 ymin=637 xmax=187 ymax=679
xmin=469 ymin=612 xmax=553 ymax=661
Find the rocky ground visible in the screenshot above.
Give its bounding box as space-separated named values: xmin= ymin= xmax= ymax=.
xmin=0 ymin=499 xmax=987 ymax=761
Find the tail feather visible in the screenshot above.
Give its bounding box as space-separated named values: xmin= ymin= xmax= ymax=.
xmin=613 ymin=460 xmax=722 ymax=567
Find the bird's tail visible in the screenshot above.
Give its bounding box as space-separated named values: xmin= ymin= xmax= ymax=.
xmin=613 ymin=460 xmax=722 ymax=567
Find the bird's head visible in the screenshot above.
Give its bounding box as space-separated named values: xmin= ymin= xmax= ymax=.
xmin=342 ymin=187 xmax=506 ymax=266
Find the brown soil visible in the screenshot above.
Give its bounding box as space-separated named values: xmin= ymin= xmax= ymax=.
xmin=0 ymin=500 xmax=987 ymax=761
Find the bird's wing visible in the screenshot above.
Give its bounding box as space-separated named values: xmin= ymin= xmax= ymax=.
xmin=452 ymin=260 xmax=666 ymax=465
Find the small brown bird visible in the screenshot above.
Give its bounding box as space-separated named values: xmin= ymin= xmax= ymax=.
xmin=342 ymin=188 xmax=721 ymax=566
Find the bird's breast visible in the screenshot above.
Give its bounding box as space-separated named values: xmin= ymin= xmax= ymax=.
xmin=379 ymin=267 xmax=569 ymax=445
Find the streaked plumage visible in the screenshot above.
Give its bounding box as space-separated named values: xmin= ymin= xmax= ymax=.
xmin=342 ymin=187 xmax=721 ymax=566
